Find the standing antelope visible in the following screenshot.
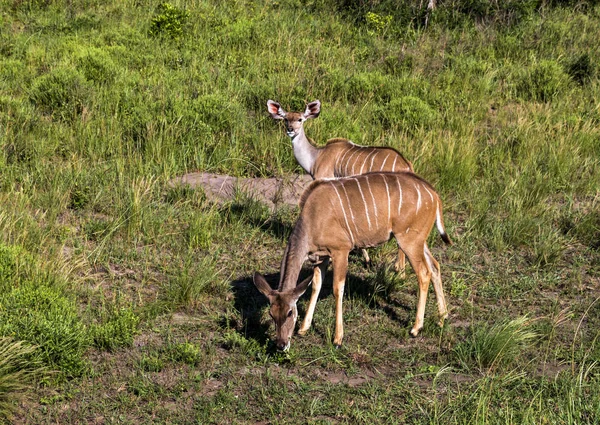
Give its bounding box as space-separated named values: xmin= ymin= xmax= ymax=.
xmin=267 ymin=99 xmax=414 ymax=273
xmin=253 ymin=172 xmax=452 ymax=350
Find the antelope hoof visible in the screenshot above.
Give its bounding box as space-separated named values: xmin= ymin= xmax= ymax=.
xmin=410 ymin=327 xmax=421 ymax=337
xmin=297 ymin=328 xmax=309 ymax=337
xmin=438 ymin=313 xmax=448 ymax=327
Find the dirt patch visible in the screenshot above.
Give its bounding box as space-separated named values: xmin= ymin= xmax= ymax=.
xmin=169 ymin=172 xmax=313 ymax=210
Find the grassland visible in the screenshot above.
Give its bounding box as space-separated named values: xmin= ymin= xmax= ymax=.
xmin=0 ymin=0 xmax=599 ymax=423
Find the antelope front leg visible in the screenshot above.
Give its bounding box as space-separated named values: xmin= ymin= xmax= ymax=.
xmin=331 ymin=252 xmax=349 ymax=347
xmin=298 ymin=258 xmax=329 ymax=336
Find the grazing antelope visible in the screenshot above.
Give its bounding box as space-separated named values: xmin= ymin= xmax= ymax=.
xmin=267 ymin=99 xmax=414 ymax=273
xmin=253 ymin=172 xmax=452 ymax=350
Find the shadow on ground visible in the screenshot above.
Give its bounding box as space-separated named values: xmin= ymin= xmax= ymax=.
xmin=226 ymin=261 xmax=414 ymax=349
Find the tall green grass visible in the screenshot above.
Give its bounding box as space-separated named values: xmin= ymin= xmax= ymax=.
xmin=0 ymin=0 xmax=599 ymax=422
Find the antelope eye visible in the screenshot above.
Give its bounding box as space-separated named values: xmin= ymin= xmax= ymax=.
xmin=287 ymin=310 xmax=293 ymax=318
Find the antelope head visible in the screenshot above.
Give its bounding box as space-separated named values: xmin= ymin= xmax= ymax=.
xmin=253 ymin=272 xmax=312 ymax=351
xmin=266 ymin=99 xmax=320 ymax=139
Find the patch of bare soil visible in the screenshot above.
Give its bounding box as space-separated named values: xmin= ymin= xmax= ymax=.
xmin=169 ymin=172 xmax=313 ymax=209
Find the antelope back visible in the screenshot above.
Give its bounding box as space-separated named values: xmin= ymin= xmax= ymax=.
xmin=314 ymin=140 xmax=413 ymax=179
xmin=300 ymin=172 xmax=440 ymax=249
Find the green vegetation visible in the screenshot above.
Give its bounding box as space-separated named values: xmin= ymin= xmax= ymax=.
xmin=0 ymin=0 xmax=599 ymax=422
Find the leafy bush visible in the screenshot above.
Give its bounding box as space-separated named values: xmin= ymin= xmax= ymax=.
xmin=75 ymin=48 xmax=117 ymax=85
xmin=149 ymin=2 xmax=190 ymax=40
xmin=188 ymin=93 xmax=243 ymax=134
xmin=29 ymin=68 xmax=91 ymax=121
xmin=0 ymin=282 xmax=89 ymax=378
xmin=567 ymin=53 xmax=595 ymax=86
xmin=454 ymin=317 xmax=537 ymax=373
xmin=166 ymin=255 xmax=224 ymax=309
xmin=169 ymin=342 xmax=202 ymax=365
xmin=90 ymin=306 xmax=140 ymax=352
xmin=345 ymin=71 xmax=393 ymax=103
xmin=139 ymin=354 xmax=164 ymax=372
xmin=515 ymin=60 xmax=570 ymax=102
xmin=0 ymin=244 xmax=88 ymax=379
xmin=377 ymin=96 xmax=438 ymax=131
xmin=0 ymin=338 xmax=46 ymax=422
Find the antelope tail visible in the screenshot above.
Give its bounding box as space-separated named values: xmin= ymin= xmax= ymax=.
xmin=435 ymin=201 xmax=452 ymax=245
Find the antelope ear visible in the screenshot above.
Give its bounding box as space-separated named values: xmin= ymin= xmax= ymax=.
xmin=253 ymin=272 xmax=275 ymax=301
xmin=292 ymin=275 xmax=312 ymax=299
xmin=303 ymin=100 xmax=321 ymax=120
xmin=267 ymin=100 xmax=285 ymax=120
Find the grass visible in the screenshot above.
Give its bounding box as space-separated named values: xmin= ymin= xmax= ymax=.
xmin=0 ymin=0 xmax=599 ymax=422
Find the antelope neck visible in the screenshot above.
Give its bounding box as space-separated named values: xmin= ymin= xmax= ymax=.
xmin=290 ymin=128 xmax=320 ymax=176
xmin=278 ymin=218 xmax=309 ymax=292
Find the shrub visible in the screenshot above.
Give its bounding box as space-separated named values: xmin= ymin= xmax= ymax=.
xmin=149 ymin=2 xmax=190 ymax=40
xmin=515 ymin=60 xmax=570 ymax=102
xmin=188 ymin=93 xmax=243 ymax=134
xmin=453 ymin=317 xmax=537 ymax=373
xmin=0 ymin=244 xmax=88 ymax=379
xmin=166 ymin=255 xmax=224 ymax=309
xmin=169 ymin=342 xmax=202 ymax=365
xmin=377 ymin=96 xmax=438 ymax=131
xmin=75 ymin=48 xmax=117 ymax=85
xmin=345 ymin=71 xmax=393 ymax=103
xmin=0 ymin=282 xmax=89 ymax=378
xmin=567 ymin=53 xmax=595 ymax=86
xmin=90 ymin=306 xmax=140 ymax=352
xmin=29 ymin=68 xmax=91 ymax=121
xmin=0 ymin=338 xmax=46 ymax=422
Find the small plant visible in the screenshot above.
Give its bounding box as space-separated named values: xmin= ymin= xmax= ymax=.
xmin=221 ymin=330 xmax=265 ymax=358
xmin=0 ymin=282 xmax=89 ymax=379
xmin=169 ymin=342 xmax=202 ymax=365
xmin=377 ymin=96 xmax=438 ymax=131
xmin=90 ymin=305 xmax=140 ymax=352
xmin=29 ymin=68 xmax=91 ymax=121
xmin=0 ymin=338 xmax=47 ymax=422
xmin=567 ymin=53 xmax=595 ymax=86
xmin=166 ymin=255 xmax=225 ymax=309
xmin=68 ymin=183 xmax=89 ymax=211
xmin=516 ymin=60 xmax=569 ymax=102
xmin=75 ymin=48 xmax=117 ymax=85
xmin=139 ymin=354 xmax=164 ymax=373
xmin=365 ymin=12 xmax=393 ymax=36
xmin=454 ymin=316 xmax=538 ymax=374
xmin=149 ymin=3 xmax=190 ymax=40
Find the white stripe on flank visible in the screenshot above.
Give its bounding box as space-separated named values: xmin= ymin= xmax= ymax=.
xmin=351 ymin=148 xmax=364 ymax=175
xmin=423 ymin=186 xmax=435 ymax=206
xmin=344 ymin=148 xmax=360 ymax=175
xmin=415 ymin=183 xmax=422 ymax=213
xmin=370 ymin=150 xmax=378 ymax=170
xmin=339 ymin=147 xmax=354 ymax=175
xmin=334 ymin=148 xmax=345 ymax=176
xmin=360 ymin=150 xmax=376 ymax=175
xmin=380 ymin=153 xmax=391 ymax=171
xmin=383 ymin=175 xmax=391 ymax=226
xmin=330 ymin=182 xmax=354 ymax=244
xmin=341 ymin=182 xmax=360 ymax=236
xmin=365 ymin=175 xmax=379 ymax=229
xmin=353 ymin=178 xmax=371 ymax=230
xmin=391 ymin=155 xmax=398 ymax=171
xmin=396 ymin=176 xmax=403 ymax=215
